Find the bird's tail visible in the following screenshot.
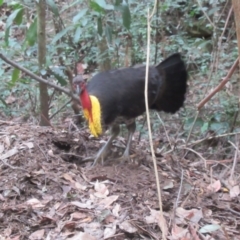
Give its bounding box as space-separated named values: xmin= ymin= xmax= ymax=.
xmin=151 ymin=53 xmax=188 ymax=113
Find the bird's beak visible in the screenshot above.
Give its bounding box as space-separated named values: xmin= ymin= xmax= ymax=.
xmin=75 ymin=84 xmax=81 ymax=95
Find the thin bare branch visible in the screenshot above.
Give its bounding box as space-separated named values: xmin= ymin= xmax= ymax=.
xmin=184 ymin=147 xmax=207 ymax=169
xmin=0 ymin=52 xmax=78 ymax=101
xmin=145 ymin=2 xmax=167 ymax=238
xmin=196 ymin=0 xmax=215 ymax=28
xmin=49 ymin=99 xmax=72 ymax=120
xmin=197 ymin=57 xmax=239 ymax=110
xmin=156 ymin=113 xmax=172 ymax=150
xmin=186 ymin=111 xmax=199 ymax=144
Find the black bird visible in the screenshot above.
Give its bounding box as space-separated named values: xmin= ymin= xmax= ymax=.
xmin=73 ymin=53 xmax=188 ymax=165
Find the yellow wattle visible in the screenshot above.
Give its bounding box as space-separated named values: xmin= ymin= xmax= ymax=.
xmin=83 ymin=95 xmax=102 ymax=137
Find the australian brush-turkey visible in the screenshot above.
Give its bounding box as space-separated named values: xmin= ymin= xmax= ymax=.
xmin=73 ymin=53 xmax=188 ymax=165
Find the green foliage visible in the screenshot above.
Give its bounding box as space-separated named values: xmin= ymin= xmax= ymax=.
xmin=46 ymin=0 xmax=59 ymax=16
xmin=5 ymin=6 xmax=24 ymax=45
xmin=26 ymin=18 xmax=38 ymax=46
xmin=97 ymin=17 xmax=103 ymax=36
xmin=0 ymin=0 xmax=238 ymax=140
xmin=11 ymin=68 xmax=20 ymax=84
xmin=121 ymin=0 xmax=131 ymax=30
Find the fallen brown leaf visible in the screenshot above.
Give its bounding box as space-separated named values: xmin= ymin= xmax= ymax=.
xmin=29 ymin=229 xmax=45 ymax=240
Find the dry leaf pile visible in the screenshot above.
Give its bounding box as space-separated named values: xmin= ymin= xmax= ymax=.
xmin=0 ymin=120 xmax=239 ymax=240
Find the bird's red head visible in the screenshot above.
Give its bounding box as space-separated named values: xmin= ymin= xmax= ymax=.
xmin=73 ymin=74 xmax=92 ymax=118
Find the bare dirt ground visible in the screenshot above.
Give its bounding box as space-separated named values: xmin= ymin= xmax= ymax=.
xmin=0 ymin=120 xmax=240 ymax=240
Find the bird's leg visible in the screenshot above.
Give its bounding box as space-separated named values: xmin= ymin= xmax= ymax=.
xmin=90 ymin=124 xmax=120 ymax=166
xmin=117 ymin=121 xmax=136 ymax=162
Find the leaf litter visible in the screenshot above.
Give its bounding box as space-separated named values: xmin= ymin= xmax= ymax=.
xmin=0 ymin=121 xmax=239 ymax=239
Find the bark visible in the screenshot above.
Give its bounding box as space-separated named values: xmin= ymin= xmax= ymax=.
xmin=37 ymin=0 xmax=50 ymax=126
xmin=98 ymin=37 xmax=111 ymax=71
xmin=232 ymin=0 xmax=240 ymax=124
xmin=232 ymin=0 xmax=240 ymax=61
xmin=124 ymin=35 xmax=132 ymax=67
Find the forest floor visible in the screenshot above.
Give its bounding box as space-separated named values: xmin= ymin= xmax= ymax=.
xmin=0 ymin=119 xmax=239 ymax=240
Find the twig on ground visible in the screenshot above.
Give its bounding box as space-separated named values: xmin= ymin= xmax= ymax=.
xmin=69 ymin=120 xmax=80 ymax=130
xmin=36 ymin=143 xmax=49 ymax=162
xmin=184 ymin=147 xmax=207 ymax=169
xmin=227 ymin=206 xmax=240 ymax=216
xmin=0 ymin=158 xmax=27 ymax=172
xmin=180 ymin=188 xmax=192 ymax=208
xmin=222 ymin=225 xmax=231 ymax=240
xmin=188 ymin=224 xmax=201 ymax=240
xmin=172 ymin=169 xmax=184 ymax=226
xmin=0 ymin=148 xmax=27 ymax=171
xmin=198 ymin=232 xmax=208 ymax=240
xmin=228 ymin=140 xmax=239 ymax=179
xmin=164 ymin=131 xmax=240 ymax=156
xmin=188 ymin=131 xmax=240 ymax=147
xmin=104 ymin=233 xmax=125 ymax=240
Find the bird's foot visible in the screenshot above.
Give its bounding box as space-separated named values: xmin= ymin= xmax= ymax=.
xmin=82 ymin=147 xmax=110 ymax=167
xmin=114 ymin=152 xmax=131 ymax=163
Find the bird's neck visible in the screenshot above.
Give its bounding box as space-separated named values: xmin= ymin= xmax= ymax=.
xmin=80 ymin=89 xmax=102 ymax=137
xmin=80 ymin=88 xmax=92 ymax=113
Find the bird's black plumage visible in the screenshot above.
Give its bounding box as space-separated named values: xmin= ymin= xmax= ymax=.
xmin=86 ymin=53 xmax=187 ymax=126
xmin=73 ymin=53 xmax=188 ymax=166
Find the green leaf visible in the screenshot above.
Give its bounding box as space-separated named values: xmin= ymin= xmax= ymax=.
xmin=12 ymin=68 xmax=20 ymax=83
xmin=201 ymin=122 xmax=208 ymax=134
xmin=73 ymin=26 xmax=82 ymax=43
xmin=114 ymin=0 xmax=122 ymax=6
xmin=184 ymin=117 xmax=204 ymax=130
xmin=55 ymin=74 xmax=67 ymax=86
xmin=73 ymin=9 xmax=88 ymax=23
xmin=95 ymin=0 xmax=114 ymax=10
xmin=97 ymin=17 xmax=103 ymax=36
xmin=0 ymin=0 xmax=4 ymax=7
xmin=121 ymin=0 xmax=131 ymax=29
xmin=0 ymin=96 xmax=8 ymax=107
xmin=210 ymin=122 xmax=229 ymax=134
xmin=114 ymin=0 xmax=122 ymax=10
xmin=51 ymin=25 xmax=74 ymax=44
xmin=6 ymin=8 xmax=23 ymax=29
xmin=105 ymin=24 xmax=112 ymax=43
xmin=15 ymin=8 xmax=24 ymax=25
xmin=9 ymin=2 xmax=22 ymax=10
xmin=4 ymin=27 xmax=10 ymax=46
xmin=89 ymin=0 xmax=104 ymax=13
xmin=26 ymin=18 xmax=37 ymax=46
xmin=51 ymin=67 xmax=67 ymax=86
xmin=46 ymin=0 xmax=59 ymax=16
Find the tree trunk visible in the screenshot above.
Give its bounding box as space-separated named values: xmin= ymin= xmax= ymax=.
xmin=98 ymin=37 xmax=111 ymax=71
xmin=232 ymin=0 xmax=240 ymax=126
xmin=37 ymin=0 xmax=50 ymax=126
xmin=124 ymin=35 xmax=132 ymax=67
xmin=232 ymin=0 xmax=240 ymax=61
